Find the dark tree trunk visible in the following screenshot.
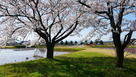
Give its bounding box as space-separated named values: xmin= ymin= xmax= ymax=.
xmin=46 ymin=44 xmax=55 ymax=59
xmin=115 ymin=47 xmax=124 ymax=68
xmin=113 ymin=33 xmax=124 ymax=68
xmin=113 ymin=31 xmax=133 ymax=68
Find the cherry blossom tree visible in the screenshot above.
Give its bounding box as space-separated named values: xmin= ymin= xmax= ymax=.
xmin=0 ymin=0 xmax=87 ymax=59
xmin=78 ymin=0 xmax=136 ymax=67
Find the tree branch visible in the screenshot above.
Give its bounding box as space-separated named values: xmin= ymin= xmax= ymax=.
xmin=78 ymin=0 xmax=91 ymax=8
xmin=55 ymin=21 xmax=78 ymax=43
xmin=123 ymin=30 xmax=133 ymax=48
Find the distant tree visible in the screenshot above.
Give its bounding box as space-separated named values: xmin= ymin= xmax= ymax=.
xmin=99 ymin=40 xmax=104 ymax=45
xmin=80 ymin=41 xmax=84 ymax=45
xmin=74 ymin=41 xmax=78 ymax=45
xmin=70 ymin=41 xmax=73 ymax=45
xmin=60 ymin=41 xmax=64 ymax=45
xmin=89 ymin=41 xmax=93 ymax=44
xmin=65 ymin=41 xmax=68 ymax=45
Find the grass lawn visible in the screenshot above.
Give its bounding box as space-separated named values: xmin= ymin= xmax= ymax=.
xmin=128 ymin=45 xmax=136 ymax=48
xmin=0 ymin=46 xmax=136 ymax=77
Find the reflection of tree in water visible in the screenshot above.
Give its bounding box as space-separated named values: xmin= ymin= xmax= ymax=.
xmin=33 ymin=48 xmax=47 ymax=57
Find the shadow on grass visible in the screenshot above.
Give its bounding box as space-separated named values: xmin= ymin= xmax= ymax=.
xmin=2 ymin=56 xmax=136 ymax=77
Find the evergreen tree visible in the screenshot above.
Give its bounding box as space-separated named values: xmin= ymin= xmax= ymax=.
xmin=70 ymin=41 xmax=73 ymax=45
xmin=99 ymin=40 xmax=104 ymax=45
xmin=74 ymin=41 xmax=78 ymax=45
xmin=80 ymin=41 xmax=84 ymax=45
xmin=89 ymin=41 xmax=93 ymax=44
xmin=60 ymin=41 xmax=64 ymax=45
xmin=65 ymin=40 xmax=68 ymax=45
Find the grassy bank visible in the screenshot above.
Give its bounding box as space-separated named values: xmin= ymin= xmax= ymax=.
xmin=54 ymin=46 xmax=85 ymax=51
xmin=0 ymin=46 xmax=136 ymax=77
xmin=90 ymin=45 xmax=115 ymax=48
xmin=90 ymin=45 xmax=136 ymax=49
xmin=128 ymin=45 xmax=136 ymax=48
xmin=0 ymin=45 xmax=85 ymax=52
xmin=1 ymin=45 xmax=135 ymax=49
xmin=0 ymin=45 xmax=35 ymax=49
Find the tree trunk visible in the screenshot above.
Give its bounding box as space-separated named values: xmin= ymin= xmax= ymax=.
xmin=115 ymin=47 xmax=124 ymax=68
xmin=46 ymin=44 xmax=55 ymax=59
xmin=112 ymin=32 xmax=125 ymax=68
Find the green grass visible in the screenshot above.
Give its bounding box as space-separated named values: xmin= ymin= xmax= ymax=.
xmin=35 ymin=45 xmax=46 ymax=48
xmin=54 ymin=46 xmax=85 ymax=51
xmin=91 ymin=45 xmax=136 ymax=48
xmin=90 ymin=45 xmax=115 ymax=48
xmin=0 ymin=45 xmax=35 ymax=49
xmin=0 ymin=46 xmax=136 ymax=77
xmin=0 ymin=46 xmax=17 ymax=49
xmin=128 ymin=45 xmax=136 ymax=48
xmin=0 ymin=45 xmax=85 ymax=52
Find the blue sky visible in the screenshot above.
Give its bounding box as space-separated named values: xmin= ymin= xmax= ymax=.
xmin=64 ymin=14 xmax=136 ymax=42
xmin=16 ymin=13 xmax=135 ymax=42
xmin=64 ymin=29 xmax=136 ymax=42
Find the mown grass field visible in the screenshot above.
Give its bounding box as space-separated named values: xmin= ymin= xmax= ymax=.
xmin=0 ymin=46 xmax=136 ymax=77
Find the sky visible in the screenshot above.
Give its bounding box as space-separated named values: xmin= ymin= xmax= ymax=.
xmin=63 ymin=28 xmax=136 ymax=42
xmin=17 ymin=14 xmax=136 ymax=42
xmin=63 ymin=14 xmax=136 ymax=42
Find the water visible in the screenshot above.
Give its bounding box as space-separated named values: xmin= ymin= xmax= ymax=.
xmin=0 ymin=48 xmax=69 ymax=65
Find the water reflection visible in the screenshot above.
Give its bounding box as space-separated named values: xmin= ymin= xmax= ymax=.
xmin=33 ymin=48 xmax=47 ymax=57
xmin=0 ymin=48 xmax=69 ymax=65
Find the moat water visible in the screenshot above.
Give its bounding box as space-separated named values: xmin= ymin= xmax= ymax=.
xmin=0 ymin=48 xmax=69 ymax=65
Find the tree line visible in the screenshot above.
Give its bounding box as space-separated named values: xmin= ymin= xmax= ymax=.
xmin=58 ymin=40 xmax=104 ymax=45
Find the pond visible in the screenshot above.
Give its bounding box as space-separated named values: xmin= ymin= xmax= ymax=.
xmin=0 ymin=48 xmax=70 ymax=65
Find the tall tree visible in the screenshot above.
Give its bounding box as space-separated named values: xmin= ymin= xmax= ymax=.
xmin=78 ymin=0 xmax=136 ymax=67
xmin=0 ymin=0 xmax=84 ymax=59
